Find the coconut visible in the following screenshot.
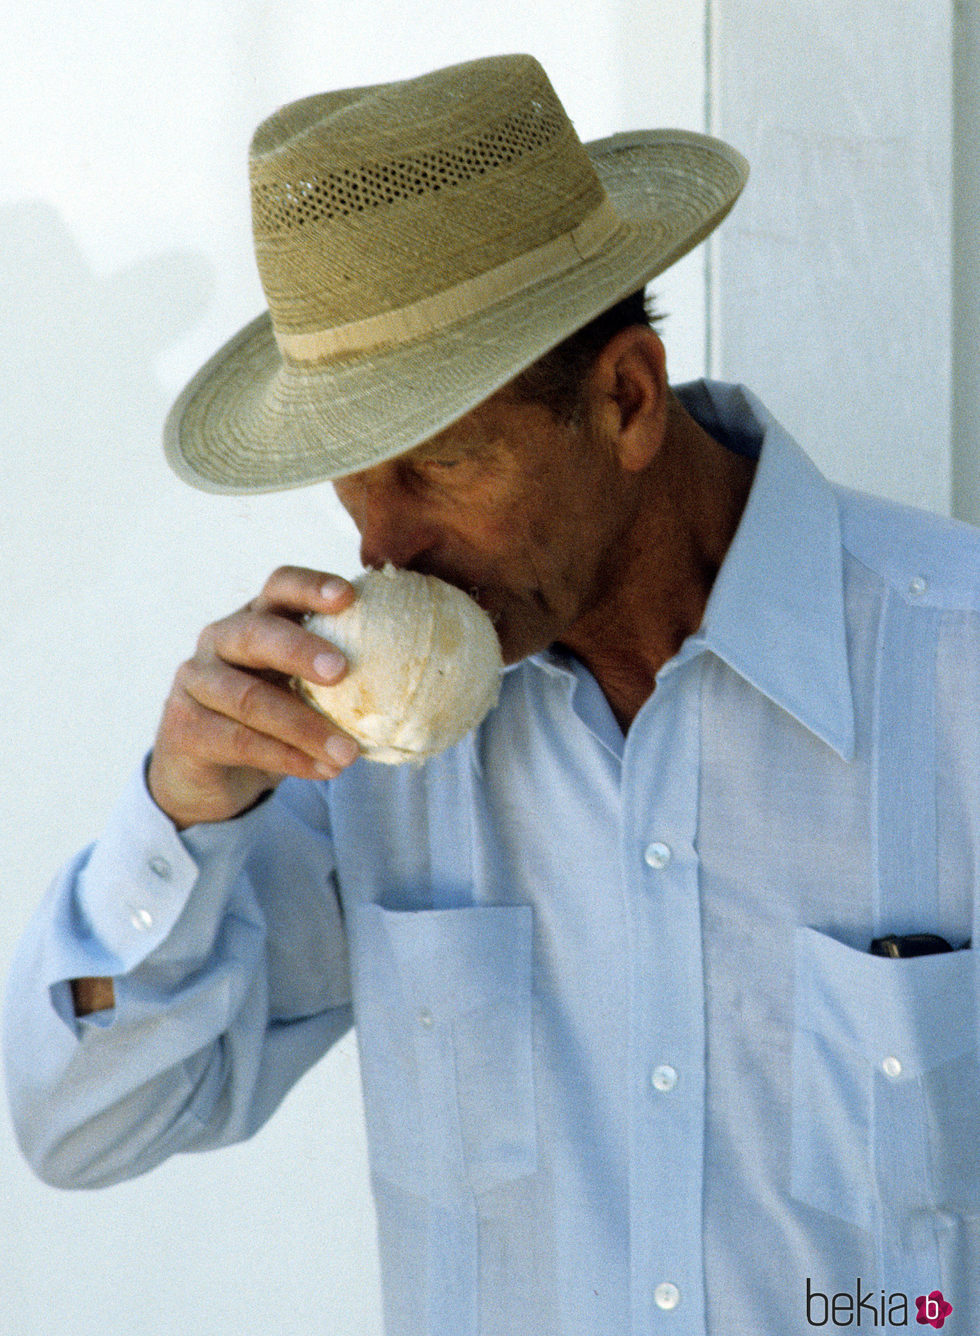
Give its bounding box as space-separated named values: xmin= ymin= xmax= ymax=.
xmin=295 ymin=564 xmax=503 ymax=765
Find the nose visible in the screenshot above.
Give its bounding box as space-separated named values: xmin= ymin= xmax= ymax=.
xmin=334 ymin=465 xmax=440 ymax=571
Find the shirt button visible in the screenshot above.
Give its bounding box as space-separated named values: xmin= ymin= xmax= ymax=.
xmin=882 ymin=1055 xmax=903 ymax=1079
xmin=417 ymin=1008 xmax=434 ymax=1028
xmin=130 ymin=908 xmax=154 ymax=931
xmin=908 ymin=576 xmax=927 ymax=599
xmin=644 ymin=841 xmax=672 ymax=869
xmin=148 ymin=856 xmax=172 ymax=879
xmin=651 ymin=1064 xmax=679 ymax=1092
xmin=654 ymin=1282 xmax=681 ymax=1311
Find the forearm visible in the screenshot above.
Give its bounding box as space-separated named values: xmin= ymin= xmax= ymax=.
xmin=70 ymin=975 xmax=115 ymax=1016
xmin=3 ymin=765 xmax=351 ymax=1188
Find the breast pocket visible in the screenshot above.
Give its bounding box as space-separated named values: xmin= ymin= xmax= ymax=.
xmin=348 ymin=902 xmax=537 ymax=1202
xmin=791 ymin=926 xmax=980 ymax=1233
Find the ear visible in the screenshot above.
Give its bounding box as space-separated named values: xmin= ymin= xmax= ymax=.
xmin=587 ymin=326 xmax=668 ymax=472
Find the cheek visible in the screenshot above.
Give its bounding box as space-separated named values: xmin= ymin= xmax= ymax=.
xmin=438 ymin=482 xmax=523 ymax=552
xmin=514 ymin=474 xmax=610 ymax=554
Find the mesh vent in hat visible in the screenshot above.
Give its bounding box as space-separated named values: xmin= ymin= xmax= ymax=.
xmin=252 ymin=98 xmax=567 ymax=235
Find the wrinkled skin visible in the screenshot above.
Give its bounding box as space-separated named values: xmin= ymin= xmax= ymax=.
xmin=331 ymin=389 xmax=643 ymax=669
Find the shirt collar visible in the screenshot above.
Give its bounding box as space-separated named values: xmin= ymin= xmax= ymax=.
xmin=526 ymin=380 xmax=855 ymax=762
xmin=676 ymin=380 xmax=855 ymax=760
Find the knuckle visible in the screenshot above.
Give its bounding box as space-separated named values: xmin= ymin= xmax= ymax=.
xmin=164 ymin=688 xmax=192 ymax=730
xmin=174 ymin=654 xmax=203 ymax=687
xmin=225 ymin=718 xmax=257 ymax=760
xmin=195 ymin=621 xmax=221 ymax=657
xmin=171 ymin=661 xmax=192 ymax=696
xmin=285 ymin=620 xmax=315 ymax=661
xmin=233 ymin=671 xmax=267 ymax=721
xmin=263 ymin=564 xmax=300 ymax=596
xmin=230 ymin=612 xmax=263 ymax=662
xmin=160 ymin=690 xmax=210 ymax=755
xmin=173 ymin=658 xmax=211 ymax=707
xmin=178 ymin=692 xmax=212 ymax=738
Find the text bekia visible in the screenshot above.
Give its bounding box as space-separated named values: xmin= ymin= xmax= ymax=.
xmin=805 ymin=1279 xmax=953 ymax=1328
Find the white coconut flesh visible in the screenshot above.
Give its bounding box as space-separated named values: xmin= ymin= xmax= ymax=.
xmin=295 ymin=564 xmax=504 ymax=765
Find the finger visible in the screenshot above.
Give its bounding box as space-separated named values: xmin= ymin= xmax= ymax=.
xmin=250 ymin=566 xmax=356 ymax=618
xmin=179 ymin=658 xmax=357 ymax=767
xmin=171 ymin=685 xmax=356 ymax=781
xmin=199 ymin=608 xmax=350 ymax=686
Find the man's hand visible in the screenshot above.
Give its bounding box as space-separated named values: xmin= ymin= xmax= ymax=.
xmin=147 ymin=567 xmax=360 ymax=829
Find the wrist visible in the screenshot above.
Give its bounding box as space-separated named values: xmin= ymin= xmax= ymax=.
xmin=144 ymin=754 xmax=273 ymax=830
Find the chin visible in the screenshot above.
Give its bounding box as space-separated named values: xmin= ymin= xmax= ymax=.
xmin=463 ymin=587 xmax=559 ymax=666
xmin=493 ymin=614 xmax=555 ymax=666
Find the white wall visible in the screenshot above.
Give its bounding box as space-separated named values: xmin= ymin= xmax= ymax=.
xmin=709 ymin=0 xmax=967 ymax=517
xmin=0 ymin=5 xmax=707 ymax=1334
xmin=953 ymin=0 xmax=980 ymax=524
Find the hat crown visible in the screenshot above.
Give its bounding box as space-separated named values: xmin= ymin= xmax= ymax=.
xmin=248 ymin=55 xmax=606 ymax=338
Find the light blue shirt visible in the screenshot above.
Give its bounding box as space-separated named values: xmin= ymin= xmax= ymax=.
xmin=6 ymin=381 xmax=980 ymax=1335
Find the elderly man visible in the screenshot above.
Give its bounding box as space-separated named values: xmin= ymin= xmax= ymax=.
xmin=6 ymin=53 xmax=980 ymax=1336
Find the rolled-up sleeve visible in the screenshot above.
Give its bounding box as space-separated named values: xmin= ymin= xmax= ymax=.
xmin=3 ymin=764 xmax=351 ymax=1189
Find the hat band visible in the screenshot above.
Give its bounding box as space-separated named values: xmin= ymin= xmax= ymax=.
xmin=275 ymin=196 xmax=624 ymax=364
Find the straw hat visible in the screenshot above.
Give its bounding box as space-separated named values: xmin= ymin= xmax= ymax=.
xmin=164 ymin=54 xmax=748 ymax=493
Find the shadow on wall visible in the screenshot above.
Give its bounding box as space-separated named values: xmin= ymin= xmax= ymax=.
xmin=1 ymin=200 xmax=213 ymax=526
xmin=0 ymin=201 xmax=218 ymax=867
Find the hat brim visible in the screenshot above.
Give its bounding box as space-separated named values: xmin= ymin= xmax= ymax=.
xmin=164 ymin=130 xmax=748 ymax=494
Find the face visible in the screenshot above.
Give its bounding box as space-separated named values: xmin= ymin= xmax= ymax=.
xmin=331 ymin=390 xmax=639 ymax=664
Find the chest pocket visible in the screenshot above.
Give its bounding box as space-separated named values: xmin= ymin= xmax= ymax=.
xmin=791 ymin=926 xmax=980 ymax=1230
xmin=348 ymin=902 xmax=536 ymax=1201
xmin=792 ymin=588 xmax=980 ymax=1291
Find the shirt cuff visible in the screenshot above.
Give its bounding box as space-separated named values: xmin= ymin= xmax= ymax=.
xmin=51 ymin=757 xmax=268 ymax=980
